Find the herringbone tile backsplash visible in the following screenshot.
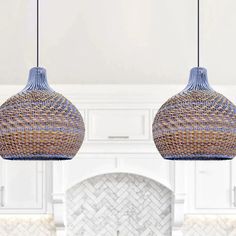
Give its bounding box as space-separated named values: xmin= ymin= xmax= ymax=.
xmin=0 ymin=174 xmax=235 ymax=236
xmin=66 ymin=173 xmax=173 ymax=236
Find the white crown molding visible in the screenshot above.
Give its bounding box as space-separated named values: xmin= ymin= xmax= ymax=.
xmin=0 ymin=84 xmax=236 ymax=103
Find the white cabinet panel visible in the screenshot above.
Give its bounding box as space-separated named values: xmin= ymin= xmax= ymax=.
xmin=118 ymin=155 xmax=173 ymax=190
xmin=0 ymin=160 xmax=44 ymax=211
xmin=88 ymin=109 xmax=150 ymax=141
xmin=64 ymin=155 xmax=116 ymax=190
xmin=152 ymin=105 xmax=162 ymax=119
xmin=63 ymin=154 xmax=173 ymax=191
xmin=195 ymin=161 xmax=231 ymax=209
xmin=232 ymin=159 xmax=236 ymax=208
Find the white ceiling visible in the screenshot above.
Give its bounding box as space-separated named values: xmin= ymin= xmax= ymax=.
xmin=0 ymin=0 xmax=236 ymax=85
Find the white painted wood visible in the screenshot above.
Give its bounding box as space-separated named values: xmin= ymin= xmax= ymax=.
xmin=173 ymin=162 xmax=186 ymax=233
xmin=0 ymin=84 xmax=235 ymax=105
xmin=87 ymin=109 xmax=150 ymax=141
xmin=118 ymin=154 xmax=172 ymax=189
xmin=186 ymin=161 xmax=236 ymax=214
xmin=195 ymin=161 xmax=231 ymax=209
xmin=64 ymin=155 xmax=118 ymax=191
xmin=0 ymin=160 xmax=45 ymax=213
xmin=52 ymin=162 xmax=66 ymax=235
xmin=232 ymin=159 xmax=236 ymax=208
xmin=64 ymin=154 xmax=173 ymax=191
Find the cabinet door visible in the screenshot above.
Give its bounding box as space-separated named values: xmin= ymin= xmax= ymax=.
xmin=88 ymin=109 xmax=150 ymax=141
xmin=0 ymin=160 xmax=45 ymax=212
xmin=195 ymin=161 xmax=232 ymax=209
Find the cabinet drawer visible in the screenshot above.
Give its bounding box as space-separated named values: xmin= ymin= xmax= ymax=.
xmin=88 ymin=109 xmax=150 ymax=141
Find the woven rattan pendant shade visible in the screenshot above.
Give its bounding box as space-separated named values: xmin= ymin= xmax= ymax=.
xmin=153 ymin=67 xmax=236 ymax=160
xmin=0 ymin=0 xmax=85 ymax=160
xmin=0 ymin=67 xmax=85 ymax=160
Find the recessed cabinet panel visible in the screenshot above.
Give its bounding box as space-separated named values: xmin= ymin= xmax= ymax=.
xmin=88 ymin=109 xmax=150 ymax=141
xmin=232 ymin=160 xmax=236 ymax=208
xmin=1 ymin=161 xmax=44 ymax=210
xmin=195 ymin=161 xmax=231 ymax=209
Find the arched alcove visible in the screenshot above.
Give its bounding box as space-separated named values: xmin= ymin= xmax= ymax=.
xmin=66 ymin=172 xmax=173 ymax=236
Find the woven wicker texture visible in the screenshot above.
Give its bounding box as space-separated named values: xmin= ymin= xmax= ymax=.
xmin=153 ymin=67 xmax=236 ymax=160
xmin=0 ymin=68 xmax=85 ymax=160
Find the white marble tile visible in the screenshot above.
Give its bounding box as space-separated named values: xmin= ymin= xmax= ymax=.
xmin=0 ymin=215 xmax=56 ymax=236
xmin=66 ymin=173 xmax=173 ymax=236
xmin=182 ymin=215 xmax=236 ymax=236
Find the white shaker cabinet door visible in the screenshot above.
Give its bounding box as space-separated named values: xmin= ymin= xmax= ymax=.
xmin=0 ymin=160 xmax=45 ymax=213
xmin=88 ymin=109 xmax=150 ymax=141
xmin=195 ymin=161 xmax=232 ymax=209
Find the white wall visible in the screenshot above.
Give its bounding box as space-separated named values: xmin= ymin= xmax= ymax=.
xmin=0 ymin=0 xmax=236 ymax=85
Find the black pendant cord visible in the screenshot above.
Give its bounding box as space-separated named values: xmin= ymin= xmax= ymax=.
xmin=37 ymin=0 xmax=39 ymax=67
xmin=197 ymin=0 xmax=200 ymax=67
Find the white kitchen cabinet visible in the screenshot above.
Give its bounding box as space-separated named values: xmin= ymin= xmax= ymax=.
xmin=195 ymin=161 xmax=231 ymax=209
xmin=87 ymin=109 xmax=150 ymax=141
xmin=187 ymin=159 xmax=236 ymax=213
xmin=0 ymin=159 xmax=46 ymax=213
xmin=232 ymin=160 xmax=236 ymax=208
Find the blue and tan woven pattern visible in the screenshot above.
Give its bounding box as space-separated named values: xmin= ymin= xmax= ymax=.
xmin=0 ymin=67 xmax=85 ymax=160
xmin=153 ymin=67 xmax=236 ymax=160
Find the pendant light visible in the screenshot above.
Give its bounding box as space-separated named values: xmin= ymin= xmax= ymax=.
xmin=152 ymin=0 xmax=236 ymax=160
xmin=0 ymin=0 xmax=85 ymax=160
